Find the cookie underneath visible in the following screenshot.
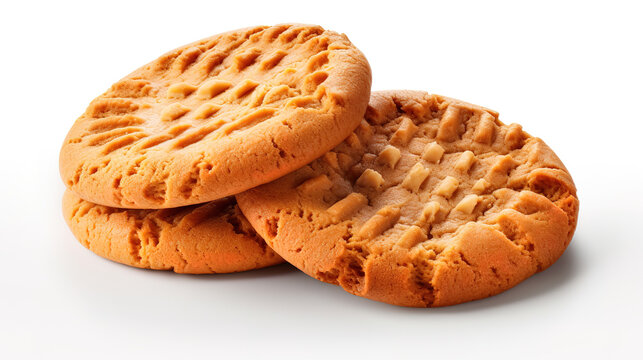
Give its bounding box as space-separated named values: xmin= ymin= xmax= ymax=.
xmin=63 ymin=190 xmax=283 ymax=274
xmin=237 ymin=90 xmax=579 ymax=307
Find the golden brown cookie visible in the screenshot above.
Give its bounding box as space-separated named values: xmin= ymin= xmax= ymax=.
xmin=60 ymin=24 xmax=371 ymax=208
xmin=63 ymin=190 xmax=283 ymax=274
xmin=237 ymin=90 xmax=579 ymax=307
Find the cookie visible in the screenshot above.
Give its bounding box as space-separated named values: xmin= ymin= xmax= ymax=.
xmin=60 ymin=24 xmax=371 ymax=208
xmin=62 ymin=190 xmax=283 ymax=274
xmin=236 ymin=90 xmax=579 ymax=307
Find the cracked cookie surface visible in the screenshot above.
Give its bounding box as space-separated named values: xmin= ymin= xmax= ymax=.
xmin=236 ymin=90 xmax=579 ymax=307
xmin=60 ymin=24 xmax=371 ymax=208
xmin=63 ymin=190 xmax=283 ymax=274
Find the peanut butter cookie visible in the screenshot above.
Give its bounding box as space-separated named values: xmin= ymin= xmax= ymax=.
xmin=60 ymin=24 xmax=371 ymax=208
xmin=237 ymin=90 xmax=579 ymax=306
xmin=63 ymin=190 xmax=283 ymax=274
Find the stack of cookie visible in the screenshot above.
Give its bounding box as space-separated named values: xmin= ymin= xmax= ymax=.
xmin=60 ymin=24 xmax=579 ymax=307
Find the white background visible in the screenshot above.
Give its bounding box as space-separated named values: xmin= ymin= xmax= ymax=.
xmin=1 ymin=1 xmax=641 ymax=358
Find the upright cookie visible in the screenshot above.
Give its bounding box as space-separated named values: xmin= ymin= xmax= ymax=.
xmin=60 ymin=24 xmax=371 ymax=208
xmin=237 ymin=90 xmax=579 ymax=307
xmin=63 ymin=190 xmax=283 ymax=274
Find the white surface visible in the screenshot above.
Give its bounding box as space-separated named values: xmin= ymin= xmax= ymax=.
xmin=1 ymin=1 xmax=641 ymax=358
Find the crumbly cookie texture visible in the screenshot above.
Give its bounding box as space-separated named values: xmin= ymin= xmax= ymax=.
xmin=237 ymin=90 xmax=579 ymax=307
xmin=63 ymin=190 xmax=283 ymax=274
xmin=60 ymin=24 xmax=371 ymax=209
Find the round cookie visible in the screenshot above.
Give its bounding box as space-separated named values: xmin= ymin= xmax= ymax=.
xmin=237 ymin=90 xmax=579 ymax=307
xmin=63 ymin=190 xmax=283 ymax=274
xmin=60 ymin=24 xmax=371 ymax=208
